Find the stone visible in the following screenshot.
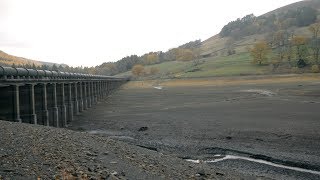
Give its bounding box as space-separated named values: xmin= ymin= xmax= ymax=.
xmin=138 ymin=127 xmax=148 ymax=131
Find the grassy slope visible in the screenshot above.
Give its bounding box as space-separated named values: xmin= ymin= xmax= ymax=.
xmin=118 ymin=52 xmax=270 ymax=78
xmin=180 ymin=52 xmax=269 ymax=78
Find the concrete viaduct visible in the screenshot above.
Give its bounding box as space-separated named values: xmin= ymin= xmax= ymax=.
xmin=0 ymin=66 xmax=128 ymax=127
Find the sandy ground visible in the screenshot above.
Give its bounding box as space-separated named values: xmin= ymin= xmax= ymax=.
xmin=68 ymin=74 xmax=320 ymax=179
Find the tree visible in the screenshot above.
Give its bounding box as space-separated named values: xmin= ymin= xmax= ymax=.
xmin=174 ymin=48 xmax=195 ymax=61
xmin=131 ymin=64 xmax=145 ymax=76
xmin=143 ymin=52 xmax=159 ymax=65
xmin=249 ymin=41 xmax=270 ymax=65
xmin=309 ymin=23 xmax=320 ymax=64
xmin=291 ymin=36 xmax=308 ymax=60
xmin=52 ymin=64 xmax=59 ymax=71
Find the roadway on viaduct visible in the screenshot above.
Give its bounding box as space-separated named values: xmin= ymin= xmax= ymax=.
xmin=0 ymin=66 xmax=128 ymax=127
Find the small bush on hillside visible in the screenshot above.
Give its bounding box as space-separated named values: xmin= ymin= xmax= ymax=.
xmin=131 ymin=64 xmax=145 ymax=77
xmin=311 ymin=65 xmax=320 ymax=73
xmin=291 ymin=67 xmax=300 ymax=73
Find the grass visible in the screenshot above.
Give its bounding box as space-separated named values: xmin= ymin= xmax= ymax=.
xmin=117 ymin=52 xmax=271 ymax=78
xmin=182 ymin=52 xmax=270 ymax=78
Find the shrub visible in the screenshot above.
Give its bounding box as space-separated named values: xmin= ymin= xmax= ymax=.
xmin=149 ymin=67 xmax=159 ymax=75
xmin=311 ymin=65 xmax=320 ymax=73
xmin=131 ymin=64 xmax=145 ymax=76
xmin=291 ymin=67 xmax=300 ymax=73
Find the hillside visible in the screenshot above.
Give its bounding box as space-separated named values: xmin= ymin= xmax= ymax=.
xmin=0 ymin=50 xmax=42 ymax=67
xmin=116 ymin=0 xmax=320 ymax=79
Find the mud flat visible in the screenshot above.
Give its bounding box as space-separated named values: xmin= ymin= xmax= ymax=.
xmin=69 ymin=74 xmax=320 ymax=179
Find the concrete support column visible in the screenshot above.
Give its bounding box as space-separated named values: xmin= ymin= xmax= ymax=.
xmin=74 ymin=82 xmax=79 ymax=115
xmin=101 ymin=81 xmax=104 ymax=99
xmin=67 ymin=83 xmax=73 ymax=122
xmin=97 ymin=81 xmax=102 ymax=100
xmin=60 ymin=83 xmax=67 ymax=127
xmin=91 ymin=81 xmax=96 ymax=104
xmin=104 ymin=81 xmax=109 ymax=96
xmin=83 ymin=82 xmax=88 ymax=110
xmin=100 ymin=81 xmax=103 ymax=99
xmin=13 ymin=85 xmax=21 ymax=123
xmin=42 ymin=83 xmax=49 ymax=126
xmin=28 ymin=84 xmax=37 ymax=124
xmin=88 ymin=82 xmax=92 ymax=108
xmin=102 ymin=81 xmax=105 ymax=98
xmin=52 ymin=83 xmax=59 ymax=127
xmin=79 ymin=82 xmax=83 ymax=112
xmin=94 ymin=82 xmax=98 ymax=103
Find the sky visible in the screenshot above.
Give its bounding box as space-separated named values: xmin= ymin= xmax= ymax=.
xmin=0 ymin=0 xmax=302 ymax=67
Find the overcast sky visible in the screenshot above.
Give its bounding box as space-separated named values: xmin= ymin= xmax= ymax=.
xmin=0 ymin=0 xmax=301 ymax=67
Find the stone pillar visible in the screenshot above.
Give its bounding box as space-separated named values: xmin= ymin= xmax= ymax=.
xmin=83 ymin=82 xmax=88 ymax=110
xmin=67 ymin=83 xmax=73 ymax=122
xmin=79 ymin=82 xmax=83 ymax=112
xmin=52 ymin=83 xmax=59 ymax=127
xmin=42 ymin=83 xmax=49 ymax=126
xmin=60 ymin=83 xmax=67 ymax=127
xmin=28 ymin=84 xmax=37 ymax=124
xmin=13 ymin=85 xmax=21 ymax=123
xmin=74 ymin=82 xmax=79 ymax=115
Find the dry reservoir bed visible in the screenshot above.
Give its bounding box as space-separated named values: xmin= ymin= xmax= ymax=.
xmin=69 ymin=74 xmax=320 ymax=179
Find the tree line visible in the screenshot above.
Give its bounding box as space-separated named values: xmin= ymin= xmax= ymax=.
xmin=249 ymin=22 xmax=320 ymax=73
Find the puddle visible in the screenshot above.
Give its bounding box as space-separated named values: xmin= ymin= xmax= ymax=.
xmin=186 ymin=155 xmax=320 ymax=175
xmin=153 ymin=86 xmax=163 ymax=90
xmin=240 ymin=89 xmax=276 ymax=96
xmin=186 ymin=159 xmax=200 ymax=163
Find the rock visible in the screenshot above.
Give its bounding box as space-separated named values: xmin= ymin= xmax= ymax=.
xmin=216 ymin=172 xmax=224 ymax=176
xmin=197 ymin=169 xmax=205 ymax=176
xmin=85 ymin=151 xmax=98 ymax=157
xmin=138 ymin=127 xmax=148 ymax=131
xmin=110 ymin=171 xmax=118 ymax=176
xmin=120 ymin=171 xmax=126 ymax=176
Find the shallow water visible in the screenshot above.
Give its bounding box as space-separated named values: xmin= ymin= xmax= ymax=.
xmin=187 ymin=155 xmax=320 ymax=176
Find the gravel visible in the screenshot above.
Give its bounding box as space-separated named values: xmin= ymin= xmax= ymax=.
xmin=0 ymin=120 xmax=250 ymax=179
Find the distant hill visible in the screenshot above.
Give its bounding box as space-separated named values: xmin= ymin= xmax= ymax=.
xmin=0 ymin=50 xmax=42 ymax=67
xmin=0 ymin=50 xmax=67 ymax=68
xmin=263 ymin=0 xmax=320 ymax=17
xmin=199 ymin=0 xmax=320 ymax=58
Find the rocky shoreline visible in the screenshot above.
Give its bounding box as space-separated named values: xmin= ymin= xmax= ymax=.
xmin=0 ymin=121 xmax=251 ymax=179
